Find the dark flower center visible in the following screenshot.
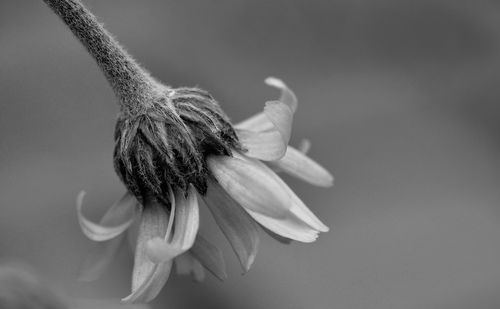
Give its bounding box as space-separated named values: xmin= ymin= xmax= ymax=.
xmin=113 ymin=87 xmax=241 ymax=206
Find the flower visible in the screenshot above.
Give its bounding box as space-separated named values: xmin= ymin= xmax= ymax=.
xmin=77 ymin=77 xmax=332 ymax=303
xmin=41 ymin=0 xmax=332 ymax=304
xmin=0 ymin=263 xmax=149 ymax=309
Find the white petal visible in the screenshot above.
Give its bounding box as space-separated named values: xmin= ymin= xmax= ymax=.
xmin=265 ymin=77 xmax=298 ymax=112
xmin=208 ymin=155 xmax=291 ymax=218
xmin=287 ymin=187 xmax=329 ymax=232
xmin=78 ymin=236 xmax=124 ymax=282
xmin=269 ymin=146 xmax=334 ymax=187
xmin=236 ymin=76 xmax=296 ymax=132
xmin=203 ymin=181 xmax=260 ymax=272
xmin=145 ymin=187 xmax=199 ymax=263
xmin=145 ymin=237 xmax=182 ymax=264
xmin=170 ymin=187 xmax=199 ymax=251
xmin=263 ymin=101 xmax=294 ymax=145
xmin=76 ymin=191 xmax=136 ymax=242
xmin=236 ymin=129 xmax=287 ymax=161
xmin=247 ymin=209 xmax=318 ymax=243
xmin=121 ymin=261 xmax=173 ymax=304
xmin=190 ymin=235 xmax=227 ymax=281
xmin=234 ymin=112 xmax=274 ymax=132
xmin=240 ymin=155 xmax=329 ymax=233
xmin=260 ymin=224 xmax=293 ymax=244
xmin=122 ymin=201 xmax=172 ymax=304
xmin=78 ymin=192 xmax=138 ymax=281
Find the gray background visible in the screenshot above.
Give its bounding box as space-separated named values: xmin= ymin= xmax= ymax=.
xmin=2 ymin=1 xmax=500 ymax=308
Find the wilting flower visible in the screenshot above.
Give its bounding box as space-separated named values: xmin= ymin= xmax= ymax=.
xmin=43 ymin=0 xmax=333 ymax=304
xmin=77 ymin=78 xmax=332 ymax=302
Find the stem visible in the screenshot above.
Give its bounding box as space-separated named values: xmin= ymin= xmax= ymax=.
xmin=43 ymin=0 xmax=159 ymax=111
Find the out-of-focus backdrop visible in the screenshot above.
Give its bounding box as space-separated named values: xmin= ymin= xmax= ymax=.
xmin=2 ymin=1 xmax=500 ymax=308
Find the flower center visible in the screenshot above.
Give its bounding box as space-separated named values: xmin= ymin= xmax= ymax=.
xmin=113 ymin=87 xmax=241 ymax=206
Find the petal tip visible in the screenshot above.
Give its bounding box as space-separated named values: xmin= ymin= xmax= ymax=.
xmin=265 ymin=77 xmax=285 ymax=88
xmin=241 ymin=255 xmax=256 ymax=274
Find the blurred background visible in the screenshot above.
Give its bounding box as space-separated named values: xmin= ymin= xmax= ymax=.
xmin=2 ymin=0 xmax=500 ymax=308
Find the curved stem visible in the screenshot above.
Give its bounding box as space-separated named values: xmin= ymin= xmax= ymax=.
xmin=43 ymin=0 xmax=158 ymax=111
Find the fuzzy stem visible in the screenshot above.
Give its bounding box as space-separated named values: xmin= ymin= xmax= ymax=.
xmin=43 ymin=0 xmax=159 ymax=111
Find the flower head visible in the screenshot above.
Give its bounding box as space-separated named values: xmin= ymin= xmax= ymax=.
xmin=77 ymin=78 xmax=332 ymax=303
xmin=113 ymin=86 xmax=241 ymax=206
xmin=42 ymin=0 xmax=333 ymax=304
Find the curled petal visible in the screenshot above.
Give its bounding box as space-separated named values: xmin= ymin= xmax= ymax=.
xmin=265 ymin=77 xmax=298 ymax=112
xmin=236 ymin=129 xmax=287 ymax=161
xmin=235 ymin=77 xmax=297 ymax=143
xmin=76 ymin=191 xmax=136 ymax=242
xmin=234 ymin=112 xmax=273 ymax=132
xmin=208 ymin=155 xmax=291 ymax=218
xmin=190 ymin=236 xmax=227 ymax=281
xmin=236 ymin=101 xmax=294 ymax=161
xmin=263 ymin=101 xmax=294 ymax=146
xmin=122 ymin=201 xmax=171 ymax=303
xmin=269 ymin=146 xmax=333 ymax=187
xmin=203 ymin=181 xmax=260 ymax=272
xmin=145 ymin=186 xmax=199 ymax=263
xmin=78 ymin=236 xmax=124 ymax=282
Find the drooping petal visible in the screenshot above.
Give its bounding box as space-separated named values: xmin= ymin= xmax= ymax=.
xmin=251 ymin=157 xmax=330 ymax=232
xmin=259 ymin=224 xmax=293 ymax=244
xmin=265 ymin=77 xmax=298 ymax=112
xmin=236 ymin=129 xmax=287 ymax=161
xmin=121 ymin=261 xmax=173 ymax=304
xmin=78 ymin=236 xmax=124 ymax=282
xmin=203 ymin=181 xmax=260 ymax=272
xmin=76 ymin=191 xmax=136 ymax=242
xmin=145 ymin=238 xmax=182 ymax=264
xmin=233 ymin=152 xmax=329 ymax=235
xmin=247 ymin=209 xmax=318 ymax=243
xmin=287 ymin=186 xmax=329 ymax=232
xmin=145 ymin=186 xmax=199 ymax=263
xmin=170 ymin=187 xmax=199 ymax=251
xmin=207 ymin=155 xmax=291 ymax=218
xmin=122 ymin=201 xmax=172 ymax=304
xmin=190 ymin=235 xmax=227 ymax=281
xmin=269 ymin=146 xmax=334 ymax=187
